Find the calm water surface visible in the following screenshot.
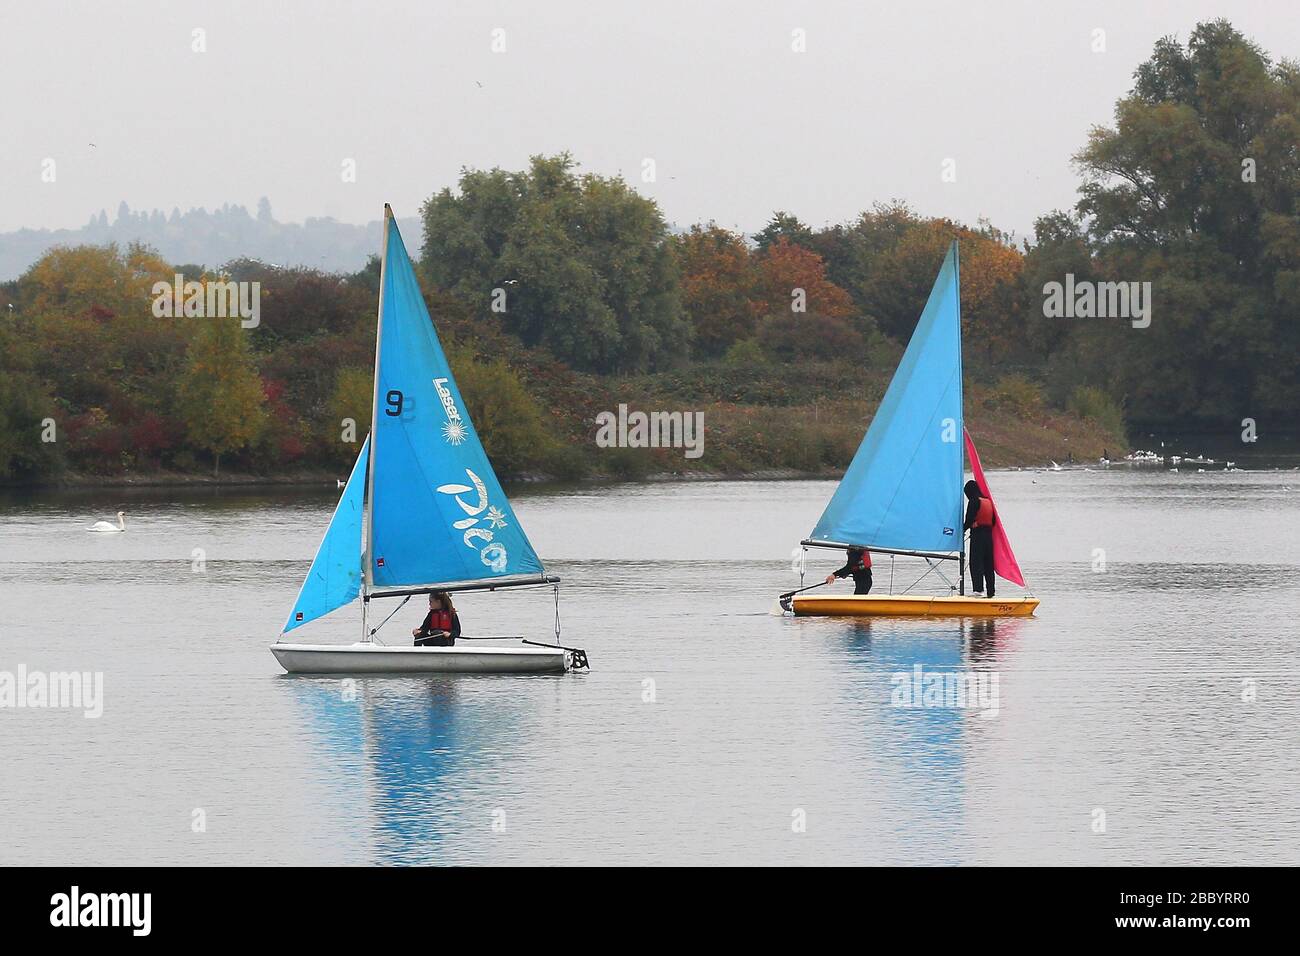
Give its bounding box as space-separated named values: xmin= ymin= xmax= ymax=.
xmin=2 ymin=468 xmax=1298 ymax=865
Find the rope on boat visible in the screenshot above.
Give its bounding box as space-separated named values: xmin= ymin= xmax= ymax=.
xmin=899 ymin=559 xmax=956 ymax=595
xmin=553 ymin=581 xmax=562 ymax=645
xmin=368 ymin=594 xmax=410 ymax=641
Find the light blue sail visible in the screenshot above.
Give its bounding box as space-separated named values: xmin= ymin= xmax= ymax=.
xmin=809 ymin=241 xmax=964 ymax=554
xmin=369 ymin=211 xmax=545 ymax=589
xmin=283 ymin=436 xmax=369 ymax=632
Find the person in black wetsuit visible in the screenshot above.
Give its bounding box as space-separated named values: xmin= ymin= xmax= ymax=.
xmin=412 ymin=591 xmax=461 ymax=646
xmin=825 ymin=546 xmax=873 ymax=594
xmin=963 ymin=479 xmax=996 ymax=598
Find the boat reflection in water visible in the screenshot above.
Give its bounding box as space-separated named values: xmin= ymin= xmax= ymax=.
xmin=284 ymin=675 xmax=519 ymax=865
xmin=812 ymin=615 xmax=1026 ymax=864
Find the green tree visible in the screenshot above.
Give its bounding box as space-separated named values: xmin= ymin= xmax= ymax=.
xmin=176 ymin=316 xmax=267 ymax=475
xmin=1073 ymin=19 xmax=1300 ymax=423
xmin=0 ymin=370 xmax=61 ymax=480
xmin=421 ymin=154 xmax=688 ymax=373
xmin=753 ymin=211 xmax=815 ymax=252
xmin=327 ymin=366 xmax=374 ymax=455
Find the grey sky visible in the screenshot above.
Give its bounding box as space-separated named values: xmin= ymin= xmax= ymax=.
xmin=2 ymin=0 xmax=1294 ymax=240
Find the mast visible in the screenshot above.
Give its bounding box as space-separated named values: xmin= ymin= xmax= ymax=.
xmin=955 ymin=239 xmax=965 ymax=596
xmin=360 ymin=204 xmax=392 ymax=642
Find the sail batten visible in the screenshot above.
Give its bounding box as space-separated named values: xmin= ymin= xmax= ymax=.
xmin=282 ymin=436 xmax=370 ymax=633
xmin=367 ymin=213 xmax=546 ymax=590
xmin=809 ymin=241 xmax=964 ymax=553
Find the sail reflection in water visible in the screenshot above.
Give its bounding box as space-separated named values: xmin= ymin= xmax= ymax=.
xmin=815 ymin=616 xmax=1025 ymax=864
xmin=287 ymin=676 xmax=536 ymax=864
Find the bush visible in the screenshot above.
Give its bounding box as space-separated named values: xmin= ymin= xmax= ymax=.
xmin=1068 ymin=385 xmax=1126 ymax=438
xmin=756 ymin=313 xmax=866 ymax=363
xmin=989 ymin=374 xmax=1044 ymax=417
xmin=448 ymin=344 xmax=562 ymax=477
xmin=722 ymin=338 xmax=768 ymax=366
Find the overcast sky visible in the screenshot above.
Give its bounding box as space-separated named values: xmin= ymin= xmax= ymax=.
xmin=1 ymin=0 xmax=1294 ymax=240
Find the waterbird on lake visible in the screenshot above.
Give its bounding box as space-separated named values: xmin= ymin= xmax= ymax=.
xmin=88 ymin=511 xmax=126 ymax=533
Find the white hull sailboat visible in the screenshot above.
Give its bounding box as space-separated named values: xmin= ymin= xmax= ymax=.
xmin=781 ymin=241 xmax=1039 ymax=618
xmin=272 ymin=206 xmax=587 ymax=674
xmin=270 ymin=641 xmax=571 ymax=675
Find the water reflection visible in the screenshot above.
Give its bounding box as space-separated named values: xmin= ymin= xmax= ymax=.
xmin=795 ymin=615 xmax=1027 ymax=864
xmin=286 ymin=675 xmax=511 ymax=865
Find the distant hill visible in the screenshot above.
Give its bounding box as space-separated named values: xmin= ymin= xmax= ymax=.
xmin=0 ymin=199 xmax=422 ymax=280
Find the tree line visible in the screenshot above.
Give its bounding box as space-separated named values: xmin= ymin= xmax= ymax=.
xmin=0 ymin=19 xmax=1294 ymax=482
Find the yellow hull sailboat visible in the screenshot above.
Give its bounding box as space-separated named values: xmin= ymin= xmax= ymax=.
xmin=790 ymin=594 xmax=1039 ymax=618
xmin=781 ymin=241 xmax=1039 ymax=619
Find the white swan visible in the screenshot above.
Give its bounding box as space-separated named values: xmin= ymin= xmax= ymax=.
xmin=89 ymin=511 xmax=126 ymax=533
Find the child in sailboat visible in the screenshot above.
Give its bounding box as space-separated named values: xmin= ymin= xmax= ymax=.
xmin=413 ymin=591 xmax=461 ymax=646
xmin=825 ymin=547 xmax=873 ymax=594
xmin=963 ymin=480 xmax=997 ymax=598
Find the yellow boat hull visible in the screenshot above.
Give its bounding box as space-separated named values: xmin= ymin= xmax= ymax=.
xmin=791 ymin=593 xmax=1039 ymax=618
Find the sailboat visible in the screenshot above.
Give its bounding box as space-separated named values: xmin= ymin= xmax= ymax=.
xmin=782 ymin=241 xmax=1039 ymax=618
xmin=271 ymin=206 xmax=587 ymax=673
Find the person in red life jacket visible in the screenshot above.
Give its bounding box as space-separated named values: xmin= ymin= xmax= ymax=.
xmin=413 ymin=591 xmax=461 ymax=646
xmin=825 ymin=546 xmax=873 ymax=594
xmin=963 ymin=479 xmax=997 ymax=598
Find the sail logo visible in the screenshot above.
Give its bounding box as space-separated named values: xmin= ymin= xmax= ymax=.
xmin=437 ymin=468 xmax=511 ymax=571
xmin=433 ymin=378 xmax=468 ymax=445
xmin=1042 ymin=274 xmax=1152 ymax=328
xmin=50 ymin=886 xmax=151 ymax=936
xmin=890 ymin=664 xmax=999 ymax=718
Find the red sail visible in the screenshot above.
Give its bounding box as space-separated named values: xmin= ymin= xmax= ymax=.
xmin=963 ymin=428 xmax=1026 ymax=587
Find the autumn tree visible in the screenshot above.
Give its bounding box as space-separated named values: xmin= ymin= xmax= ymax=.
xmin=860 ymin=220 xmax=1024 ymax=363
xmin=672 ymin=224 xmax=761 ymax=357
xmin=176 ymin=316 xmax=267 ymax=475
xmin=752 ymin=238 xmax=865 ymax=361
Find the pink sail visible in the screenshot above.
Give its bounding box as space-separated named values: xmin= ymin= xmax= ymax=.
xmin=963 ymin=428 xmax=1026 ymax=588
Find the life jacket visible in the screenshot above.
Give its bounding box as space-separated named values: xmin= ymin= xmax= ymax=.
xmin=973 ymin=497 xmax=994 ymax=528
xmin=850 ymin=549 xmax=872 ymax=571
xmin=427 ymin=608 xmax=453 ymax=632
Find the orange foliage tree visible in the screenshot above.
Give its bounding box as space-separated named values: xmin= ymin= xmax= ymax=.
xmin=672 ymin=225 xmax=762 ymax=358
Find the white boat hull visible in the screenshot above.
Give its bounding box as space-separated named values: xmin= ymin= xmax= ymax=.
xmin=270 ymin=641 xmax=571 ymax=674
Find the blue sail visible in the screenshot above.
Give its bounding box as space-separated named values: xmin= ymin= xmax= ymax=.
xmin=809 ymin=241 xmax=964 ymax=554
xmin=283 ymin=436 xmax=369 ymax=632
xmin=368 ymin=210 xmax=545 ymax=589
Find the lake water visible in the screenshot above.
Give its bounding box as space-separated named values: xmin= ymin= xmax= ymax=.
xmin=2 ymin=467 xmax=1298 ymax=865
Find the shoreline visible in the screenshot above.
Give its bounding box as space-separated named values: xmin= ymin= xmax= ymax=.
xmin=1 ymin=457 xmax=1156 ymax=492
